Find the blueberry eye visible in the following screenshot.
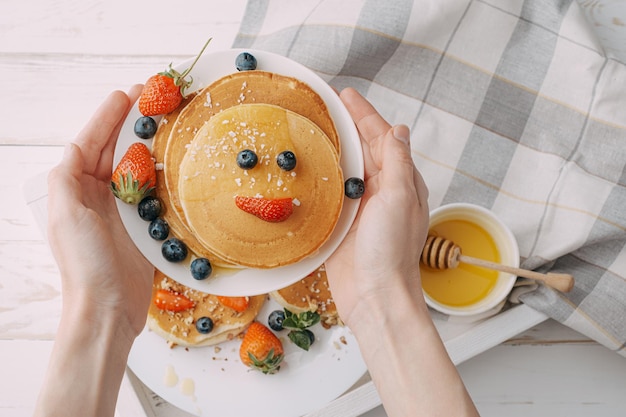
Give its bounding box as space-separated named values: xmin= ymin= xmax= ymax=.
xmin=276 ymin=151 xmax=297 ymax=171
xmin=236 ymin=149 xmax=258 ymax=169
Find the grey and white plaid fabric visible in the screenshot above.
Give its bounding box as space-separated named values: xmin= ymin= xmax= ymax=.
xmin=233 ymin=0 xmax=626 ymax=356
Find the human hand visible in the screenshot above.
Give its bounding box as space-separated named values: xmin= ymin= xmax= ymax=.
xmin=47 ymin=86 xmax=154 ymax=339
xmin=325 ymin=88 xmax=430 ymax=327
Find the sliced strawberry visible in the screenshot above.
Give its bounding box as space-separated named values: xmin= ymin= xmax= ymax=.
xmin=153 ymin=289 xmax=194 ymax=312
xmin=235 ymin=196 xmax=293 ymax=222
xmin=217 ymin=296 xmax=249 ymax=313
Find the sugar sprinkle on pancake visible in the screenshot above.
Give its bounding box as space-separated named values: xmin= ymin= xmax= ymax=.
xmin=270 ymin=264 xmax=340 ymax=328
xmin=147 ymin=269 xmax=265 ymax=347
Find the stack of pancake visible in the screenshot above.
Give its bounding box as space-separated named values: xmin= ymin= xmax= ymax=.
xmin=148 ymin=68 xmax=345 ymax=347
xmin=148 ymin=269 xmax=266 ymax=347
xmin=152 ymin=71 xmax=344 ymax=269
xmin=147 ymin=265 xmax=340 ymax=348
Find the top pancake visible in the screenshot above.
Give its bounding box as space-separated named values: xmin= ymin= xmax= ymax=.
xmin=154 ymin=71 xmax=340 ymax=264
xmin=178 ymin=103 xmax=344 ymax=268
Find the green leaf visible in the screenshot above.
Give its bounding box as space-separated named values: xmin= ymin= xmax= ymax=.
xmin=282 ymin=309 xmax=320 ymax=330
xmin=288 ymin=330 xmax=312 ymax=351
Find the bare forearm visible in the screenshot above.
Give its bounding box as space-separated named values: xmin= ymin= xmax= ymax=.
xmin=34 ymin=296 xmax=135 ymax=417
xmin=349 ymin=277 xmax=479 ymax=417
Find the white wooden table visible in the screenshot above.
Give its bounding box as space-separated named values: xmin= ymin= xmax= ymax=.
xmin=2 ymin=1 xmax=626 ymax=416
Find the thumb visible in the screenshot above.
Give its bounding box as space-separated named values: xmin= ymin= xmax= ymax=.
xmin=48 ymin=143 xmax=85 ymax=227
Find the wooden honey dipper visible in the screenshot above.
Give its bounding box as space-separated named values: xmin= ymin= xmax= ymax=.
xmin=421 ymin=235 xmax=575 ymax=293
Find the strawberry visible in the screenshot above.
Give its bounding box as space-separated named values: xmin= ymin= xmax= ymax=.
xmin=217 ymin=296 xmax=249 ymax=313
xmin=235 ymin=196 xmax=293 ymax=222
xmin=239 ymin=322 xmax=284 ymax=374
xmin=110 ymin=142 xmax=156 ymax=205
xmin=138 ymin=38 xmax=212 ymax=116
xmin=153 ymin=289 xmax=195 ymax=312
xmin=138 ymin=72 xmax=187 ymax=117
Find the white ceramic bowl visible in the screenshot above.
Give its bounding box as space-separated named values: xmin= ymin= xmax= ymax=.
xmin=422 ymin=203 xmax=519 ymax=317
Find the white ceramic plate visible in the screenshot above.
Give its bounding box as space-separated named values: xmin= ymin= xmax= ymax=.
xmin=114 ymin=48 xmax=363 ymax=296
xmin=128 ymin=298 xmax=366 ymax=417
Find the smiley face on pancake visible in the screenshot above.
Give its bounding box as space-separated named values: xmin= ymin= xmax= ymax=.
xmin=178 ymin=103 xmax=344 ymax=269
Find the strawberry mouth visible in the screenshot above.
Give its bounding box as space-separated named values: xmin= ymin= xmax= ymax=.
xmin=234 ymin=196 xmax=294 ymax=223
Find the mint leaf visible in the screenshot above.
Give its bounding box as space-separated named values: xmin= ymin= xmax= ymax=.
xmin=288 ymin=329 xmax=313 ymax=351
xmin=298 ymin=311 xmax=321 ymax=328
xmin=282 ymin=309 xmax=320 ymax=330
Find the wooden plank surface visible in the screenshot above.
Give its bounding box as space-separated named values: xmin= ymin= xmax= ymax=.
xmin=1 ymin=1 xmax=626 ymax=416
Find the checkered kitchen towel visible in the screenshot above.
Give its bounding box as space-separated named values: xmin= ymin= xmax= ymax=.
xmin=232 ymin=0 xmax=626 ymax=356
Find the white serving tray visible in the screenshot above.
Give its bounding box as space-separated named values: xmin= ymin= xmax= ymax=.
xmin=24 ymin=171 xmax=547 ymax=417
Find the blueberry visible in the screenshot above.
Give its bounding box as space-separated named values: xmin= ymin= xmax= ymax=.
xmin=236 ymin=149 xmax=258 ymax=169
xmin=138 ymin=196 xmax=162 ymax=221
xmin=268 ymin=310 xmax=285 ymax=331
xmin=161 ymin=237 xmax=188 ymax=262
xmin=134 ymin=116 xmax=158 ymax=139
xmin=235 ymin=52 xmax=257 ymax=71
xmin=276 ymin=151 xmax=296 ymax=171
xmin=196 ymin=316 xmax=214 ymax=334
xmin=148 ymin=217 xmax=169 ymax=240
xmin=344 ymin=177 xmax=365 ymax=199
xmin=190 ymin=257 xmax=212 ymax=280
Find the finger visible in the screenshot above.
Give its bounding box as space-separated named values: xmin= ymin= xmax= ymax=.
xmin=96 ymin=84 xmax=144 ymax=179
xmin=390 ymin=123 xmax=429 ymax=210
xmin=74 ymin=90 xmax=132 ymax=177
xmin=413 ymin=165 xmax=429 ymax=210
xmin=339 ymin=88 xmax=390 ymax=144
xmin=339 ymin=88 xmax=382 ymax=179
xmin=127 ymin=83 xmax=143 ymax=103
xmin=376 ymin=124 xmax=431 ymax=220
xmin=379 ymin=124 xmax=416 ymax=184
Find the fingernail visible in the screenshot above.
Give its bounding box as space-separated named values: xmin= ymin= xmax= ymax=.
xmin=393 ymin=125 xmax=410 ymax=145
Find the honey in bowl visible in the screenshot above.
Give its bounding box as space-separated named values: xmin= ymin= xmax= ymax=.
xmin=421 ymin=219 xmax=500 ymax=307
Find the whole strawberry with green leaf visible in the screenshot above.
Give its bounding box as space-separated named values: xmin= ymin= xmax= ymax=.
xmin=239 ymin=322 xmax=284 ymax=374
xmin=138 ymin=38 xmax=212 ymax=116
xmin=110 ymin=142 xmax=156 ymax=205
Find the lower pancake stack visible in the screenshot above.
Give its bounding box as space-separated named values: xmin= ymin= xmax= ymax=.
xmin=147 ymin=269 xmax=265 ymax=347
